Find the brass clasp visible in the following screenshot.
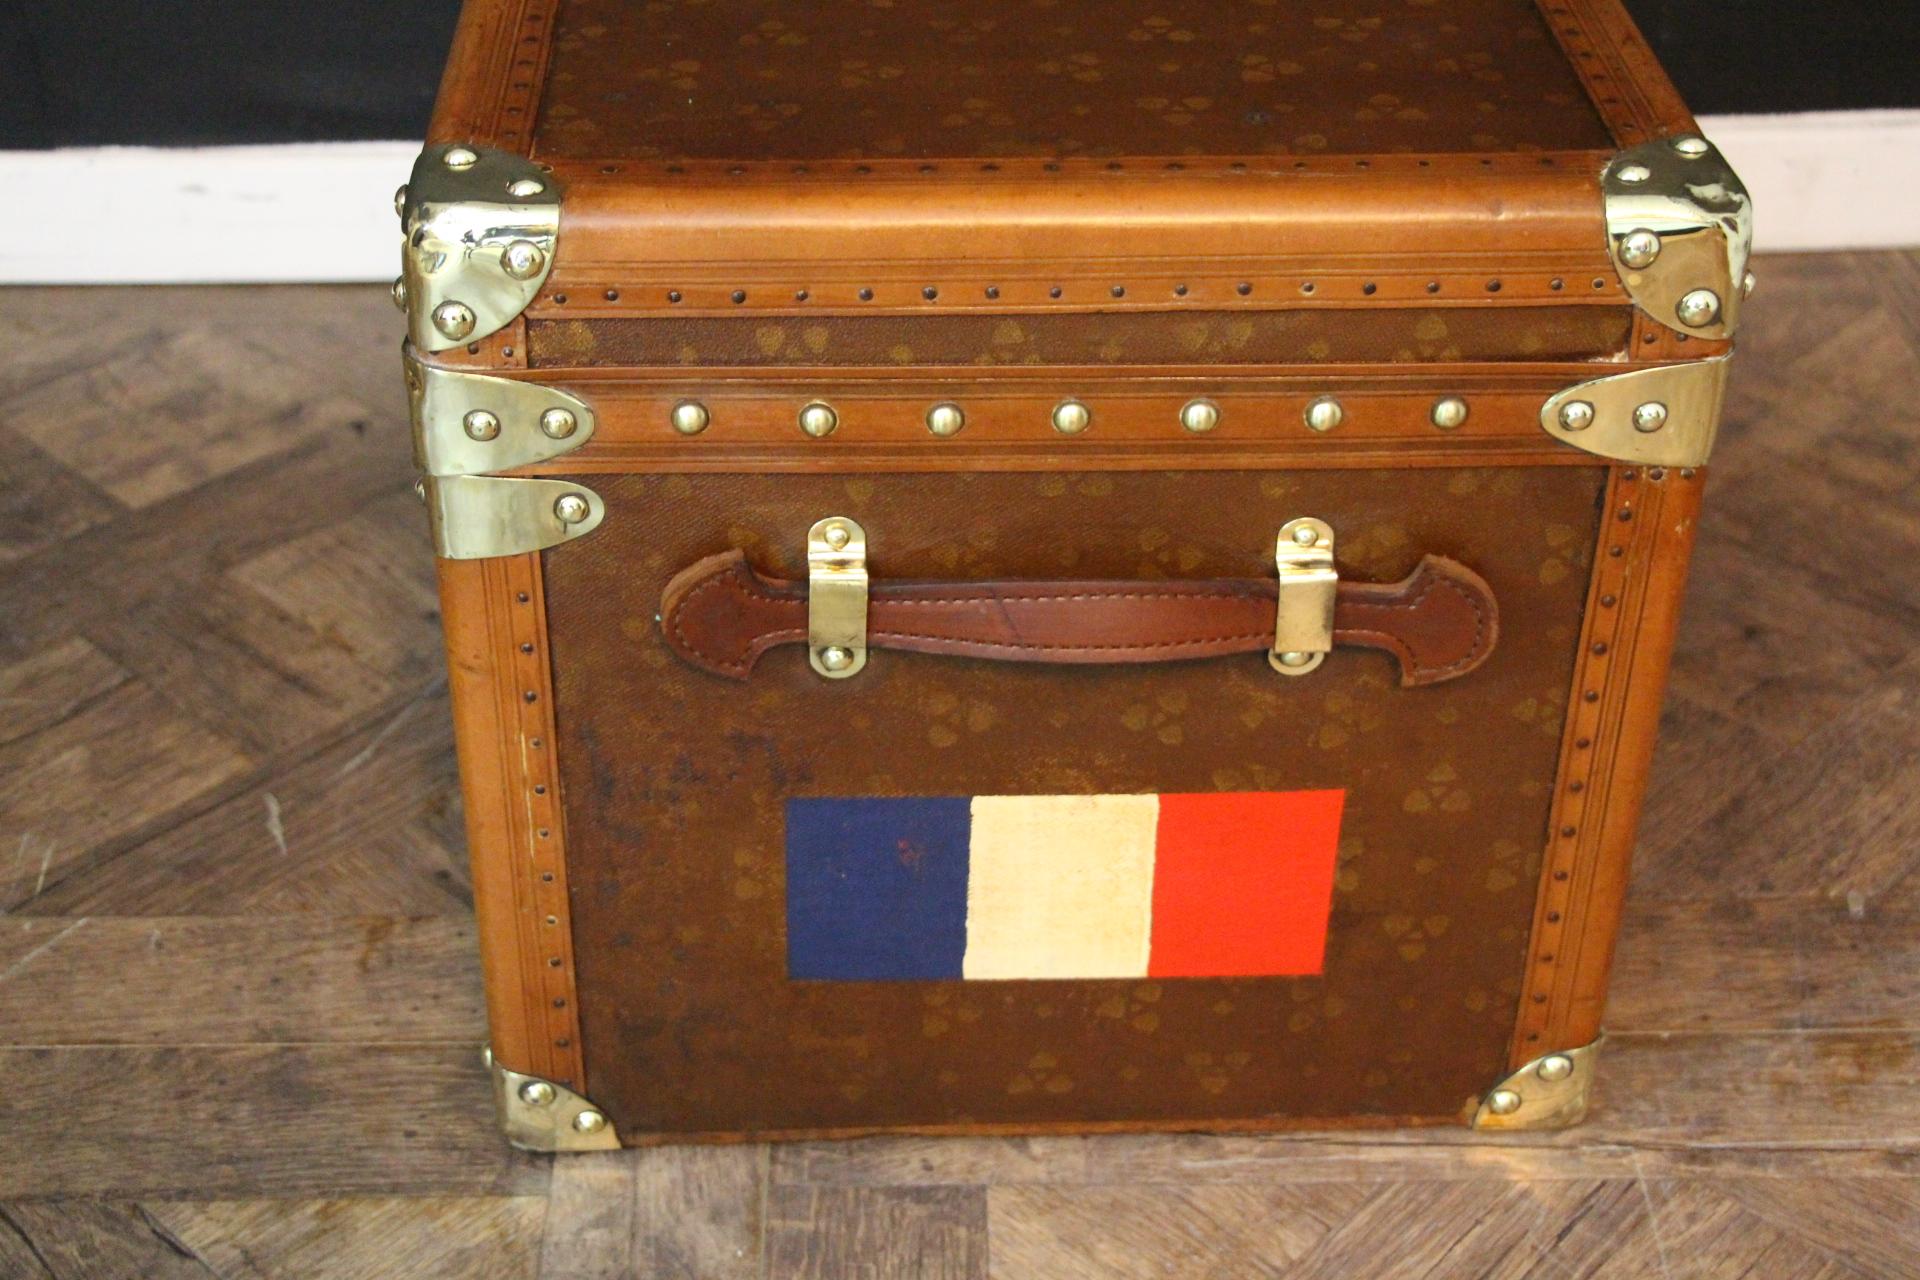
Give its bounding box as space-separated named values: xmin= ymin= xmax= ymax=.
xmin=807 ymin=517 xmax=869 ymax=679
xmin=1271 ymin=518 xmax=1336 ymax=677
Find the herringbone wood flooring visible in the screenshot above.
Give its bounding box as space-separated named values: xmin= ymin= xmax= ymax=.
xmin=1 ymin=254 xmax=1916 ymax=1277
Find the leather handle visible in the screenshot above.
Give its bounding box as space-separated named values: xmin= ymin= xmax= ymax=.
xmin=661 ymin=550 xmax=1497 ymax=686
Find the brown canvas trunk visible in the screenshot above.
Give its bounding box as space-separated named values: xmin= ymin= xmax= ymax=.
xmin=401 ymin=0 xmax=1751 ymax=1148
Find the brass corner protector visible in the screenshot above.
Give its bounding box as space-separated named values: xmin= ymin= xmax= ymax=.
xmin=423 ymin=474 xmax=605 ymax=560
xmin=1604 ymin=134 xmax=1753 ymax=340
xmin=397 ymin=142 xmax=559 ymax=352
xmin=1540 ymin=354 xmax=1731 ymax=467
xmin=1471 ymin=1039 xmax=1601 ymax=1131
xmin=488 ymin=1051 xmax=620 ymax=1152
xmin=404 ymin=344 xmax=596 ymax=476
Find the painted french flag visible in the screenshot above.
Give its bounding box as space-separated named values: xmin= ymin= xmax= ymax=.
xmin=785 ymin=791 xmax=1346 ymax=981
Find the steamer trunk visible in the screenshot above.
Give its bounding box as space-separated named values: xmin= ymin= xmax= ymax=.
xmin=401 ymin=0 xmax=1749 ymax=1147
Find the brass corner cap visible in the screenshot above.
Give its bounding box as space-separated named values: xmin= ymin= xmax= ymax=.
xmin=1470 ymin=1038 xmax=1601 ymax=1131
xmin=1604 ymin=134 xmax=1753 ymax=341
xmin=490 ymin=1053 xmax=620 ymax=1152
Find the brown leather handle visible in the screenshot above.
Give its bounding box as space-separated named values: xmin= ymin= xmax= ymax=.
xmin=661 ymin=550 xmax=1498 ymax=686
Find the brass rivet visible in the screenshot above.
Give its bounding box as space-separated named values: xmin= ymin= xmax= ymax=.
xmin=1742 ymin=270 xmax=1757 ymax=299
xmin=818 ymin=646 xmax=854 ymax=671
xmin=519 ymin=1080 xmax=556 ymax=1106
xmin=1179 ymin=399 xmax=1220 ymax=433
xmin=1303 ymin=397 xmax=1343 ymax=432
xmin=926 ymin=403 xmax=965 ymax=437
xmin=432 ymin=300 xmax=476 ymax=340
xmin=1676 ymin=289 xmax=1721 ymax=328
xmin=393 ymin=184 xmax=409 ymax=219
xmin=463 ymin=409 xmax=501 ymax=441
xmin=390 ymin=277 xmax=409 ymax=311
xmin=1486 ymin=1088 xmax=1523 ymax=1116
xmin=1614 ymin=162 xmax=1651 ymax=184
xmin=798 ymin=401 xmax=839 ymax=438
xmin=507 ymin=177 xmax=546 ymax=198
xmin=1051 ymin=400 xmax=1091 ymax=435
xmin=670 ymin=401 xmax=709 ymax=435
xmin=823 ymin=523 xmax=851 ymax=550
xmin=1430 ymin=396 xmax=1469 ymax=430
xmin=1277 ymin=651 xmax=1312 ymax=668
xmin=413 ymin=478 xmax=427 ymax=504
xmin=1617 ymin=229 xmax=1661 ymax=269
xmin=1670 ymin=135 xmax=1710 ymax=157
xmin=572 ymin=1110 xmax=608 ymax=1134
xmin=1291 ymin=525 xmax=1319 ymax=547
xmin=540 ymin=407 xmax=578 ymax=439
xmin=1536 ymin=1054 xmax=1575 ymax=1082
xmin=501 ymin=239 xmax=546 ymax=280
xmin=552 ymin=494 xmax=591 ymax=525
xmin=1558 ymin=400 xmax=1596 ymax=432
xmin=1632 ymin=401 xmax=1668 ymax=433
xmin=443 ymin=146 xmax=479 ymax=170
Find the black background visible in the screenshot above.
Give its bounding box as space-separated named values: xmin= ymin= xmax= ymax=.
xmin=2 ymin=2 xmax=1913 ymax=149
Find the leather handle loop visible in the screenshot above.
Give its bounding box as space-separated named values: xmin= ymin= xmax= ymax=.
xmin=660 ymin=549 xmax=1497 ymax=687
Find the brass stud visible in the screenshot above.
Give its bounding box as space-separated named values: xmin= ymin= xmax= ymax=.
xmin=1558 ymin=400 xmax=1596 ymax=432
xmin=1303 ymin=397 xmax=1343 ymax=432
xmin=1617 ymin=229 xmax=1661 ymax=269
xmin=1536 ymin=1054 xmax=1575 ymax=1082
xmin=1486 ymin=1088 xmax=1523 ymax=1116
xmin=442 ymin=146 xmax=479 ymax=170
xmin=393 ymin=184 xmax=409 ymax=219
xmin=572 ymin=1110 xmax=608 ymax=1134
xmin=1276 ymin=651 xmax=1312 ymax=668
xmin=798 ymin=401 xmax=839 ymax=438
xmin=1430 ymin=397 xmax=1469 ymax=430
xmin=540 ymin=407 xmax=578 ymax=439
xmin=518 ymin=1080 xmax=556 ymax=1106
xmin=1613 ymin=162 xmax=1651 ymax=184
xmin=1675 ymin=289 xmax=1721 ymax=328
xmin=1670 ymin=135 xmax=1710 ymax=157
xmin=507 ymin=177 xmax=546 ymax=198
xmin=1179 ymin=399 xmax=1220 ymax=433
xmin=432 ymin=300 xmax=476 ymax=341
xmin=552 ymin=493 xmax=592 ymax=525
xmin=818 ymin=645 xmax=854 ymax=672
xmin=926 ymin=403 xmax=965 ymax=437
xmin=390 ymin=277 xmax=409 ymax=311
xmin=1631 ymin=401 xmax=1669 ymax=433
xmin=501 ymin=240 xmax=546 ymax=280
xmin=1742 ymin=270 xmax=1757 ymax=299
xmin=1051 ymin=400 xmax=1091 ymax=435
xmin=463 ymin=409 xmax=501 ymax=441
xmin=670 ymin=401 xmax=709 ymax=435
xmin=1291 ymin=524 xmax=1320 ymax=547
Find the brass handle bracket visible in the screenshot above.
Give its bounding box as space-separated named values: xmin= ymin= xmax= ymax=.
xmin=1271 ymin=517 xmax=1337 ymax=677
xmin=807 ymin=517 xmax=869 ymax=679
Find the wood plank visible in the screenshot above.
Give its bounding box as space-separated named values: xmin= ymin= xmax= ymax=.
xmin=0 ymin=679 xmax=252 ymax=912
xmin=0 ymin=1201 xmax=220 ymax=1279
xmin=26 ymin=685 xmax=465 ymax=917
xmin=0 ymin=428 xmax=118 ymax=568
xmin=540 ymin=1146 xmax=766 ymax=1280
xmin=153 ymin=1196 xmax=548 ymax=1280
xmin=0 ymin=636 xmax=129 ymax=748
xmin=1716 ymin=1176 xmax=1920 ymax=1279
xmin=765 ymin=1187 xmax=987 ymax=1280
xmin=0 ymin=917 xmax=484 ymax=1047
xmin=0 ymin=1046 xmax=547 ymax=1199
xmin=2 ymin=328 xmax=378 ymax=510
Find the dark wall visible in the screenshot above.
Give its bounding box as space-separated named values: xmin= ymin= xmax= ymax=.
xmin=2 ymin=2 xmax=1913 ymax=149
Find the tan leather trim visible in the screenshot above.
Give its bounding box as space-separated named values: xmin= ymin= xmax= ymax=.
xmin=660 ymin=549 xmax=1497 ymax=688
xmin=1512 ymin=463 xmax=1703 ymax=1064
xmin=437 ymin=553 xmax=586 ymax=1089
xmin=428 ymin=0 xmax=555 ymax=151
xmin=1535 ymin=0 xmax=1698 ymax=147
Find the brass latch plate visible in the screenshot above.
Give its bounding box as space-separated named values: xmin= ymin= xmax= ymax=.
xmin=1271 ymin=518 xmax=1336 ymax=677
xmin=808 ymin=517 xmax=869 ymax=679
xmin=424 ymin=475 xmax=605 ymax=560
xmin=1541 ymin=356 xmax=1731 ymax=467
xmin=1605 ymin=135 xmax=1752 ymax=340
xmin=398 ymin=143 xmax=560 ymax=352
xmin=404 ymin=345 xmax=596 ymax=476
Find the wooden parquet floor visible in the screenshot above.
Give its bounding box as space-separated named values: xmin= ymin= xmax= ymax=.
xmin=0 ymin=253 xmax=1916 ymax=1278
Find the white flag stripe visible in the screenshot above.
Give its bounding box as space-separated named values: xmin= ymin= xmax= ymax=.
xmin=962 ymin=794 xmax=1160 ymax=980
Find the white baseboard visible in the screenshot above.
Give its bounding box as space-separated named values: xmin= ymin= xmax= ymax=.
xmin=0 ymin=112 xmax=1912 ymax=284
